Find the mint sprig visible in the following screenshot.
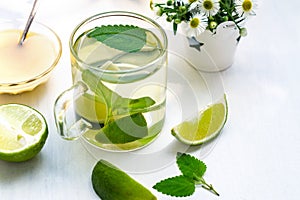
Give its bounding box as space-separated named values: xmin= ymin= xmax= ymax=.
xmin=153 ymin=175 xmax=195 ymax=197
xmin=153 ymin=153 xmax=219 ymax=197
xmin=87 ymin=25 xmax=146 ymax=53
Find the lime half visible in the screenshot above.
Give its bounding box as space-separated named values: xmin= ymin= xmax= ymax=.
xmin=171 ymin=94 xmax=228 ymax=145
xmin=0 ymin=104 xmax=48 ymax=162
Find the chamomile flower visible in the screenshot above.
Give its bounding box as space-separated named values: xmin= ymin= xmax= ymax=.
xmin=151 ymin=0 xmax=257 ymax=36
xmin=198 ymin=0 xmax=220 ymax=16
xmin=235 ymin=0 xmax=258 ymax=17
xmin=188 ymin=1 xmax=201 ymax=14
xmin=182 ymin=13 xmax=208 ymax=37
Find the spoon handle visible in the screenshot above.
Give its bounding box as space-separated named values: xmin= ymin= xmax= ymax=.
xmin=18 ymin=0 xmax=39 ymax=46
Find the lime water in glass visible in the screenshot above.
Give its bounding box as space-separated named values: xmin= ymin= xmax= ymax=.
xmin=54 ymin=11 xmax=168 ymax=151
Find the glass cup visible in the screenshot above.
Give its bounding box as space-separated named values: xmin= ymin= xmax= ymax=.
xmin=54 ymin=11 xmax=168 ymax=151
xmin=0 ymin=20 xmax=62 ymax=94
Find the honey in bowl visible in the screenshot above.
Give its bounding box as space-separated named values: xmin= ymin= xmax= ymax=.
xmin=0 ymin=22 xmax=61 ymax=94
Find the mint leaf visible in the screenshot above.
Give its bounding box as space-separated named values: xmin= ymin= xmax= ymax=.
xmin=87 ymin=25 xmax=146 ymax=53
xmin=153 ymin=175 xmax=195 ymax=197
xmin=153 ymin=153 xmax=219 ymax=197
xmin=95 ymin=113 xmax=148 ymax=144
xmin=113 ymin=96 xmax=156 ymax=116
xmin=128 ymin=97 xmax=156 ymax=110
xmin=82 ymin=69 xmax=155 ymax=117
xmin=82 ymin=69 xmax=157 ymax=144
xmin=82 ymin=69 xmax=122 ymax=108
xmin=176 ymin=152 xmax=207 ymax=181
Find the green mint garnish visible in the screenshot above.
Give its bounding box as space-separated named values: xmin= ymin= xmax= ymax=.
xmin=95 ymin=113 xmax=148 ymax=144
xmin=153 ymin=153 xmax=219 ymax=197
xmin=176 ymin=152 xmax=206 ymax=179
xmin=87 ymin=25 xmax=146 ymax=53
xmin=82 ymin=69 xmax=157 ymax=144
xmin=153 ymin=175 xmax=195 ymax=197
xmin=82 ymin=69 xmax=155 ymax=117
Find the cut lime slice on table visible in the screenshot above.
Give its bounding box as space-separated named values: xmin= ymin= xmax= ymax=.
xmin=0 ymin=104 xmax=48 ymax=162
xmin=171 ymin=94 xmax=228 ymax=145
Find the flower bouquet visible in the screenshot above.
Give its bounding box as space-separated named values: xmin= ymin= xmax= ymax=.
xmin=150 ymin=0 xmax=258 ymax=71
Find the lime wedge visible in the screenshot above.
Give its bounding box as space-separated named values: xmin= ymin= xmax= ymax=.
xmin=171 ymin=94 xmax=228 ymax=145
xmin=0 ymin=104 xmax=48 ymax=162
xmin=92 ymin=159 xmax=157 ymax=200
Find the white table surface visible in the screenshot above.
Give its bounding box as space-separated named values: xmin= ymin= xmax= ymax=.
xmin=1 ymin=0 xmax=300 ymax=199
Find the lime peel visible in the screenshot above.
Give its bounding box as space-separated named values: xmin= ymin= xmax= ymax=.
xmin=171 ymin=94 xmax=228 ymax=145
xmin=92 ymin=159 xmax=157 ymax=200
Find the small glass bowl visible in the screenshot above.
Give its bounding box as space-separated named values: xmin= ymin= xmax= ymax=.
xmin=0 ymin=20 xmax=62 ymax=94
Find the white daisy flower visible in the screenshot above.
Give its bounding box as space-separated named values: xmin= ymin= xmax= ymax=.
xmin=198 ymin=0 xmax=220 ymax=16
xmin=235 ymin=0 xmax=258 ymax=17
xmin=188 ymin=1 xmax=201 ymax=11
xmin=182 ymin=13 xmax=208 ymax=37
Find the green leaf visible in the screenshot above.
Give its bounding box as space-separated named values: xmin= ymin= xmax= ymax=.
xmin=95 ymin=113 xmax=148 ymax=144
xmin=176 ymin=152 xmax=207 ymax=181
xmin=87 ymin=25 xmax=147 ymax=53
xmin=153 ymin=175 xmax=195 ymax=197
xmin=153 ymin=153 xmax=219 ymax=197
xmin=82 ymin=69 xmax=155 ymax=116
xmin=128 ymin=97 xmax=156 ymax=110
xmin=82 ymin=69 xmax=121 ymax=108
xmin=173 ymin=22 xmax=178 ymax=35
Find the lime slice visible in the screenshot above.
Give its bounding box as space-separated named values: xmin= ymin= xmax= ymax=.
xmin=171 ymin=94 xmax=228 ymax=145
xmin=75 ymin=93 xmax=107 ymax=123
xmin=0 ymin=104 xmax=48 ymax=162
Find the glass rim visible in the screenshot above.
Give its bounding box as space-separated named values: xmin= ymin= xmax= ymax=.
xmin=0 ymin=20 xmax=62 ymax=86
xmin=69 ymin=11 xmax=168 ymax=74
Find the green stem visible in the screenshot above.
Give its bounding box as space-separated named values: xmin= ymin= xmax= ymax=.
xmin=196 ymin=177 xmax=220 ymax=196
xmin=219 ymin=1 xmax=242 ymax=31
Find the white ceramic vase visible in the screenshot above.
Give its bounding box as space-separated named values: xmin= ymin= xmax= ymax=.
xmin=168 ymin=21 xmax=240 ymax=72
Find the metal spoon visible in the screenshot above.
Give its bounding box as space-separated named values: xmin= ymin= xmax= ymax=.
xmin=18 ymin=0 xmax=39 ymax=46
